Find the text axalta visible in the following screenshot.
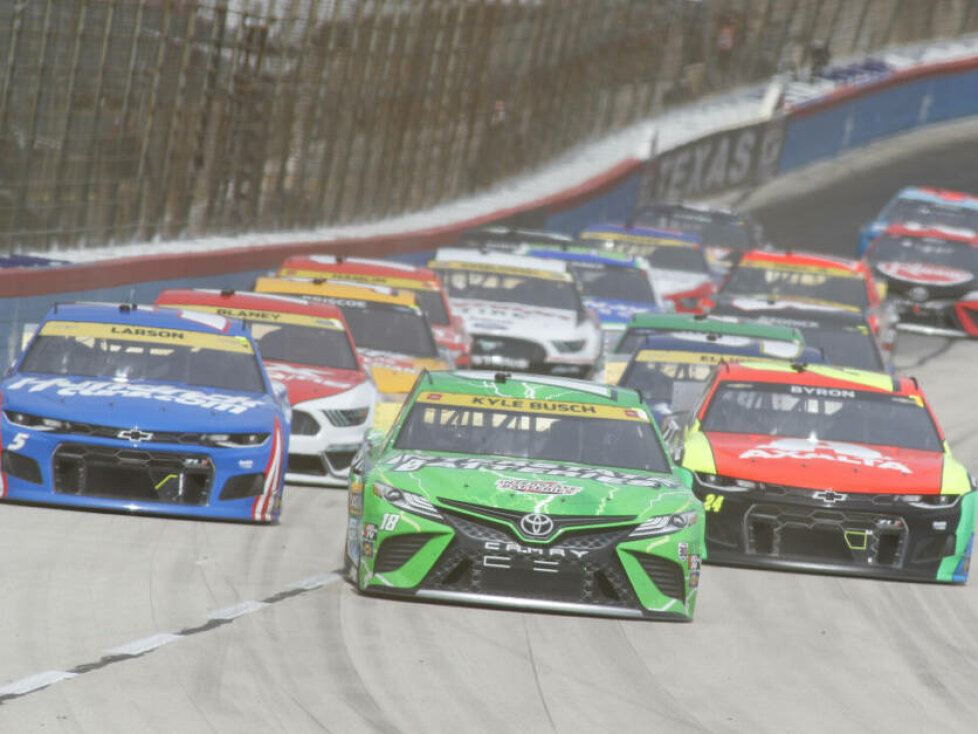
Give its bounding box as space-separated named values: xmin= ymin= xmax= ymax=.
xmin=5 ymin=376 xmax=264 ymax=414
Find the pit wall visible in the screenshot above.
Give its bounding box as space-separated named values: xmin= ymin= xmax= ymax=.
xmin=3 ymin=50 xmax=978 ymax=366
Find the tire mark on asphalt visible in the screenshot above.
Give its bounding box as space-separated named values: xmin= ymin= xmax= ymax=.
xmin=522 ymin=616 xmax=557 ymax=732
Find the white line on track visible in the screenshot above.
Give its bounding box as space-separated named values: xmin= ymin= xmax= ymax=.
xmin=207 ymin=600 xmax=269 ymax=621
xmin=0 ymin=671 xmax=77 ymax=697
xmin=105 ymin=633 xmax=181 ymax=657
xmin=0 ymin=571 xmax=343 ymax=703
xmin=290 ymin=572 xmax=341 ymax=590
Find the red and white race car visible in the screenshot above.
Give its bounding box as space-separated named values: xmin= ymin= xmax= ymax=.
xmin=155 ymin=289 xmax=376 ymax=487
xmin=863 ymin=222 xmax=978 ymax=337
xmin=277 ymin=255 xmax=471 ymax=366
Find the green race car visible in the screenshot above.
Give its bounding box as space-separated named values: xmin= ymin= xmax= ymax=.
xmin=345 ymin=370 xmax=706 ymax=621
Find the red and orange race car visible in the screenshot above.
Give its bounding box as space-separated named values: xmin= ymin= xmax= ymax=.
xmin=672 ymin=361 xmax=975 ymax=582
xmin=155 ymin=289 xmax=376 ymax=487
xmin=277 ymin=255 xmax=471 ymax=366
xmin=709 ymin=248 xmax=896 ymax=347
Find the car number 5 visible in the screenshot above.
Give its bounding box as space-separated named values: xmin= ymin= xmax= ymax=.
xmin=7 ymin=432 xmax=28 ymax=451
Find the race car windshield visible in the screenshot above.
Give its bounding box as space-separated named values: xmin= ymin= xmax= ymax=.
xmin=250 ymin=323 xmax=358 ymax=370
xmin=411 ymin=289 xmax=450 ymax=326
xmin=568 ymin=263 xmax=656 ymax=303
xmin=20 ymin=332 xmax=266 ymax=393
xmin=866 ymin=235 xmax=978 ymax=273
xmin=395 ymin=404 xmax=670 ymax=473
xmin=438 ymin=268 xmax=581 ymax=312
xmin=798 ymin=326 xmax=884 ymax=371
xmin=721 ymin=265 xmax=869 ymax=308
xmin=336 ymin=303 xmax=439 ymax=358
xmin=884 ymin=199 xmax=978 ymax=231
xmin=637 ymin=210 xmax=752 ymax=250
xmin=701 ymin=383 xmax=942 ymax=451
xmin=620 ymin=360 xmax=713 ymax=403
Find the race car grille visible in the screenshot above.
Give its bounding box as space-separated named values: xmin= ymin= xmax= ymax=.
xmin=326 ymin=450 xmax=357 ymax=471
xmin=470 ymin=336 xmax=547 ymax=371
xmin=627 ymin=552 xmax=686 ymax=603
xmin=4 ymin=412 xmax=236 ymax=447
xmin=291 ymin=411 xmax=320 ymax=436
xmin=287 ymin=454 xmax=327 ymax=477
xmin=439 ymin=499 xmax=634 ymax=542
xmin=421 ymin=513 xmax=640 ymax=609
xmin=746 ymin=504 xmax=908 ymax=567
xmin=52 ymin=443 xmax=213 ymax=505
xmin=374 ymin=533 xmax=439 ymax=573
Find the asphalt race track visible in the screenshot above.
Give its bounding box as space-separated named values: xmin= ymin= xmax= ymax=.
xmin=2 ymin=123 xmax=978 ymax=733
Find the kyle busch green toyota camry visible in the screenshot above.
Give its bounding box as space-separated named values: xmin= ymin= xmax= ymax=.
xmin=345 ymin=371 xmax=706 ymax=620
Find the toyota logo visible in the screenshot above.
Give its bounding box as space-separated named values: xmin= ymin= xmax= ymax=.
xmin=118 ymin=428 xmax=154 ymax=443
xmin=520 ymin=513 xmax=554 ymax=538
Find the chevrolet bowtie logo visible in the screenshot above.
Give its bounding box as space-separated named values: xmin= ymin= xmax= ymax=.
xmin=118 ymin=429 xmax=154 ymax=443
xmin=812 ymin=490 xmax=848 ymax=504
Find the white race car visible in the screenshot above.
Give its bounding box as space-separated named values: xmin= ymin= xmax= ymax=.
xmin=429 ymin=247 xmax=603 ymax=379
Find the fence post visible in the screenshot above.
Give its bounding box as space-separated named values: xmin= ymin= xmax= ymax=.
xmin=77 ymin=0 xmax=118 ymax=244
xmin=134 ymin=0 xmax=174 ymax=241
xmin=12 ymin=0 xmax=56 ymax=246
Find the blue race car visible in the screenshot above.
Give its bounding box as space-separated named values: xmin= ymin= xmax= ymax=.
xmin=858 ymin=186 xmax=978 ymax=256
xmin=617 ymin=331 xmax=824 ymax=428
xmin=0 ymin=303 xmax=290 ymax=522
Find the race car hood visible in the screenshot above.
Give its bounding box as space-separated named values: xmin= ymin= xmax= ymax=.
xmin=704 ymin=432 xmax=943 ymax=494
xmin=875 ymin=261 xmax=974 ymax=288
xmin=650 ymin=270 xmax=713 ymax=298
xmin=375 ymin=452 xmax=694 ymax=524
xmin=449 ymin=299 xmax=584 ymax=339
xmin=1 ymin=374 xmax=279 ymax=432
xmin=584 ymin=297 xmax=661 ymax=326
xmin=263 ymin=361 xmax=367 ymax=405
xmin=714 ymin=293 xmax=857 ymax=315
xmin=358 ymin=349 xmax=448 ymax=394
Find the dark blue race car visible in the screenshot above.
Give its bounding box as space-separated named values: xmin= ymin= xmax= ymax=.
xmin=617 ymin=332 xmax=824 ymax=428
xmin=0 ymin=303 xmax=290 ymax=522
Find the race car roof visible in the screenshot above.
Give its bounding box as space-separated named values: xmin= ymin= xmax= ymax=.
xmin=709 ymin=299 xmax=867 ymax=325
xmin=896 ymin=186 xmax=978 ymax=209
xmin=739 ymin=248 xmax=866 ymax=274
xmin=430 ymin=247 xmax=572 ymax=278
xmin=423 ymin=370 xmax=645 ymax=407
xmin=713 ymin=360 xmax=912 ymax=395
xmin=634 ymin=201 xmax=750 ymax=222
xmin=526 ymin=247 xmax=644 ymax=269
xmin=629 ymin=333 xmax=824 ymax=365
xmin=278 ymin=255 xmax=444 ymax=287
xmin=881 ymin=222 xmax=978 ymax=244
xmin=155 ymin=288 xmax=348 ymax=321
xmin=624 ymin=313 xmax=804 ymax=343
xmin=458 ymin=226 xmax=575 ymax=248
xmin=43 ymin=302 xmax=247 ymax=336
xmin=252 ymin=276 xmax=418 ymax=307
xmin=579 ymin=222 xmax=702 ymax=247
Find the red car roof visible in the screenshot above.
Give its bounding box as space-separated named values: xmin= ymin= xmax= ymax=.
xmin=739 ymin=249 xmax=867 ymax=274
xmin=916 ymin=186 xmax=978 ymax=204
xmin=280 ymin=255 xmax=441 ymax=283
xmin=882 ymin=222 xmax=978 ymax=245
xmin=155 ymin=288 xmax=346 ymax=320
xmin=714 ymin=361 xmax=915 ymax=395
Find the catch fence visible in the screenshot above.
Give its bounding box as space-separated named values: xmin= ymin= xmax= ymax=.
xmin=1 ymin=0 xmax=976 ymax=253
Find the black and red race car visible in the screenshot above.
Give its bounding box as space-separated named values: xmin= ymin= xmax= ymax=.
xmin=863 ymin=222 xmax=978 ymax=337
xmin=672 ymin=361 xmax=975 ymax=582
